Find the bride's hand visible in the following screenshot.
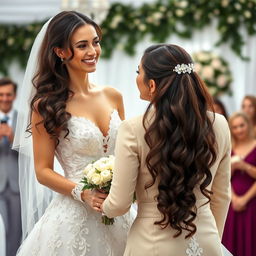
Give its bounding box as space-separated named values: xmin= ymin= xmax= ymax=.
xmin=81 ymin=189 xmax=108 ymax=212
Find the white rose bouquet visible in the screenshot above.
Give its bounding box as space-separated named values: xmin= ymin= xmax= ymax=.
xmin=81 ymin=155 xmax=115 ymax=225
xmin=192 ymin=51 xmax=233 ymax=97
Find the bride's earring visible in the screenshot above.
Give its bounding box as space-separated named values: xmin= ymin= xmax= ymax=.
xmin=60 ymin=57 xmax=64 ymax=62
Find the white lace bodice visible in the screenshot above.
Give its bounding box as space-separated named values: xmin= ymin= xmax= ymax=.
xmin=55 ymin=110 xmax=121 ymax=182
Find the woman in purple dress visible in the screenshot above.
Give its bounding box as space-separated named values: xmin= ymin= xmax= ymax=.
xmin=222 ymin=112 xmax=256 ymax=256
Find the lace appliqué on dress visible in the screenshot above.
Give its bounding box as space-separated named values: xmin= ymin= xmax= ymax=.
xmin=186 ymin=236 xmax=203 ymax=256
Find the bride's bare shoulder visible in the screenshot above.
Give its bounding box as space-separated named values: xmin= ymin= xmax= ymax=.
xmin=102 ymin=86 xmax=122 ymax=99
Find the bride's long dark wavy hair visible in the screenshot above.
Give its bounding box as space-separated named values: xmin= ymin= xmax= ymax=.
xmin=27 ymin=11 xmax=102 ymax=144
xmin=142 ymin=44 xmax=217 ymax=238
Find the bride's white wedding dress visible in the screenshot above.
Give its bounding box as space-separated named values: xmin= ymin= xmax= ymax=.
xmin=17 ymin=109 xmax=133 ymax=256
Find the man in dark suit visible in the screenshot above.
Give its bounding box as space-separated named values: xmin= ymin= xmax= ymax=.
xmin=0 ymin=78 xmax=21 ymax=256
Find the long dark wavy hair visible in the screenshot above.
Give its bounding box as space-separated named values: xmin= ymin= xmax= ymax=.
xmin=27 ymin=11 xmax=102 ymax=144
xmin=142 ymin=44 xmax=217 ymax=238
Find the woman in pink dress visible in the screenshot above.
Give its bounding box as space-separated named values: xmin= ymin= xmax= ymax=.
xmin=222 ymin=112 xmax=256 ymax=256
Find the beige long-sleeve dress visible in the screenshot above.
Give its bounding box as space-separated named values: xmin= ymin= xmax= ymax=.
xmin=103 ymin=112 xmax=231 ymax=256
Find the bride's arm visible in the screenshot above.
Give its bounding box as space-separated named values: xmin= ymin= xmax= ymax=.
xmin=32 ymin=110 xmax=75 ymax=194
xmin=102 ymin=120 xmax=139 ymax=217
xmin=116 ymin=92 xmax=125 ymax=121
xmin=32 ymin=110 xmax=106 ymax=212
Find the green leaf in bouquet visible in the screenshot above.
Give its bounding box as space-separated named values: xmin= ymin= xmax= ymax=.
xmin=102 ymin=215 xmax=115 ymax=225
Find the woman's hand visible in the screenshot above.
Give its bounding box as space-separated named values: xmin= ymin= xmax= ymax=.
xmin=81 ymin=189 xmax=108 ymax=212
xmin=232 ymin=160 xmax=256 ymax=178
xmin=231 ymin=160 xmax=247 ymax=172
xmin=231 ymin=194 xmax=247 ymax=212
xmin=0 ymin=123 xmax=14 ymax=142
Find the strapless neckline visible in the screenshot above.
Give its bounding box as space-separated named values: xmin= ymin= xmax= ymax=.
xmin=69 ymin=109 xmax=118 ymax=138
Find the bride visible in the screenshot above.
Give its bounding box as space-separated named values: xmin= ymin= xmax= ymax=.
xmin=14 ymin=11 xmax=133 ymax=255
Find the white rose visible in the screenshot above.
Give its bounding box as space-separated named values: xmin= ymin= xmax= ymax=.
xmin=108 ymin=156 xmax=115 ymax=166
xmin=176 ymin=9 xmax=185 ymax=17
xmin=152 ymin=12 xmax=163 ymax=21
xmin=94 ymin=157 xmax=107 ymax=167
xmin=201 ymin=66 xmax=214 ymax=80
xmin=106 ymin=155 xmax=115 ymax=164
xmin=244 ymin=11 xmax=252 ymax=19
xmin=84 ymin=163 xmax=94 ymax=175
xmin=194 ymin=63 xmax=202 ymax=73
xmin=7 ymin=38 xmax=14 ymax=46
xmin=99 ymin=157 xmax=110 ymax=164
xmin=95 ymin=162 xmax=107 ymax=172
xmin=146 ymin=16 xmax=154 ymax=23
xmin=110 ymin=15 xmax=122 ymax=29
xmin=211 ymin=59 xmax=222 ymax=69
xmin=159 ymin=6 xmax=167 ymax=12
xmin=138 ymin=24 xmax=146 ymax=32
xmin=217 ymin=75 xmax=227 ymax=88
xmin=134 ymin=19 xmax=140 ymax=25
xmin=103 ymin=161 xmax=114 ymax=171
xmin=101 ymin=170 xmax=112 ymax=183
xmin=179 ymin=0 xmax=188 ymax=8
xmin=234 ymin=3 xmax=241 ymax=10
xmin=227 ymin=16 xmax=235 ymax=24
xmin=86 ymin=167 xmax=97 ymax=181
xmin=194 ymin=12 xmax=201 ymax=21
xmin=208 ymin=86 xmax=218 ymax=96
xmin=196 ymin=52 xmax=210 ymax=62
xmin=221 ymin=0 xmax=229 ymax=7
xmin=91 ymin=173 xmax=102 ymax=185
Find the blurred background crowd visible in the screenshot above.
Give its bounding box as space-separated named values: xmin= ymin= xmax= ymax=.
xmin=0 ymin=0 xmax=256 ymax=256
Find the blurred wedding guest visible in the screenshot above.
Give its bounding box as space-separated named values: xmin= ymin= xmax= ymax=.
xmin=0 ymin=78 xmax=22 ymax=256
xmin=222 ymin=112 xmax=256 ymax=256
xmin=241 ymin=95 xmax=256 ymax=136
xmin=213 ymin=97 xmax=228 ymax=119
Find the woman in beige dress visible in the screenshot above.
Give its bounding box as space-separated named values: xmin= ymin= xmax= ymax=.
xmin=102 ymin=44 xmax=231 ymax=256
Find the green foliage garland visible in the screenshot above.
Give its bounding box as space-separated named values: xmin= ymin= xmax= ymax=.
xmin=0 ymin=0 xmax=256 ymax=75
